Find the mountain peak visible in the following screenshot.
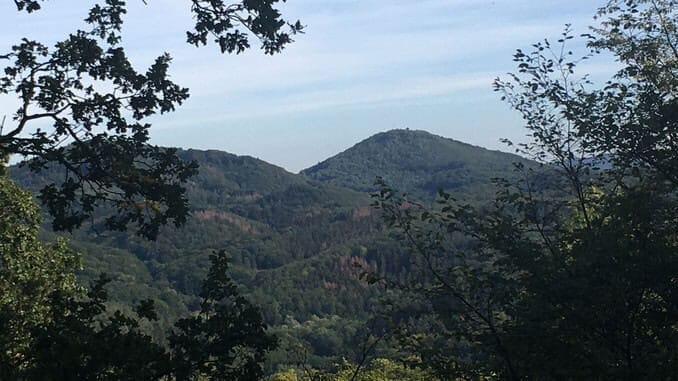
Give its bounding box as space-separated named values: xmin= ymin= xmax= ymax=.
xmin=358 ymin=128 xmax=455 ymax=144
xmin=302 ymin=129 xmax=528 ymax=200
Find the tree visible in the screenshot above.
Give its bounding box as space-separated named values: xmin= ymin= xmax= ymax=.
xmin=584 ymin=0 xmax=678 ymax=183
xmin=1 ymin=240 xmax=276 ymax=379
xmin=1 ymin=0 xmax=303 ymax=239
xmin=2 ymin=156 xmax=276 ymax=378
xmin=170 ymin=250 xmax=278 ymax=380
xmin=1 ymin=1 xmax=295 ymax=378
xmin=0 ymin=171 xmax=81 ymax=379
xmin=19 ymin=276 xmax=172 ymax=381
xmin=373 ymin=0 xmax=678 ymax=379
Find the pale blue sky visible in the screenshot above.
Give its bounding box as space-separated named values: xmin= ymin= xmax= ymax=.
xmin=1 ymin=1 xmax=616 ymax=172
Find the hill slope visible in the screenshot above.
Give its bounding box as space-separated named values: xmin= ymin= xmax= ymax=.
xmin=8 ymin=131 xmax=535 ymax=369
xmin=302 ymin=129 xmax=530 ymax=200
xmin=10 ymin=148 xmax=374 ymax=317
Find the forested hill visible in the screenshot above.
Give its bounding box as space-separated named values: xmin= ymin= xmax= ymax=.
xmin=8 ymin=131 xmax=532 ymax=369
xmin=302 ymin=129 xmax=530 ymax=200
xmin=177 ymin=149 xmax=367 ymax=221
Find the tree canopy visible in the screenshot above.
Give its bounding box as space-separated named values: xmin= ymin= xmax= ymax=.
xmin=1 ymin=0 xmax=302 ymax=239
xmin=0 ymin=172 xmax=80 ymax=379
xmin=372 ymin=0 xmax=678 ymax=379
xmin=1 ymin=1 xmax=294 ymax=378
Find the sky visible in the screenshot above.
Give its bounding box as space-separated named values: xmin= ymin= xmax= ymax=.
xmin=1 ymin=0 xmax=616 ymax=172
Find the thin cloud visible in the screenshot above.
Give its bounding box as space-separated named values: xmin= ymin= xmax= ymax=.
xmin=1 ymin=0 xmax=613 ymax=171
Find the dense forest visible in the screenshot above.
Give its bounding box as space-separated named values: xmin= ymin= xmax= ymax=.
xmin=1 ymin=0 xmax=677 ymax=380
xmin=9 ymin=129 xmax=534 ymax=372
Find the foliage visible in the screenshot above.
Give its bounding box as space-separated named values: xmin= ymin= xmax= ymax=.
xmin=2 ymin=155 xmax=277 ymax=378
xmin=170 ymin=250 xmax=278 ymax=380
xmin=267 ymin=359 xmax=436 ymax=381
xmin=4 ymin=0 xmax=675 ymax=378
xmin=16 ymin=251 xmax=278 ymax=380
xmin=3 ymin=1 xmax=302 ymax=378
xmin=2 ymin=226 xmax=277 ymax=379
xmin=585 ymin=0 xmax=678 ymax=183
xmin=9 ymin=128 xmax=537 ymax=370
xmin=372 ymin=0 xmax=678 ymax=379
xmin=330 ymin=358 xmax=437 ymax=381
xmin=18 ymin=276 xmax=171 ymax=381
xmin=0 ymin=172 xmax=81 ymax=378
xmin=372 ymin=186 xmax=520 ymax=378
xmin=1 ymin=0 xmax=301 ymax=239
xmin=11 ymin=148 xmax=385 ymax=366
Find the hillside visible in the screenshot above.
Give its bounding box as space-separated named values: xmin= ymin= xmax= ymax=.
xmin=10 ymin=147 xmax=386 ymax=367
xmin=302 ymin=129 xmax=530 ymax=200
xmin=8 ymin=131 xmax=534 ymax=369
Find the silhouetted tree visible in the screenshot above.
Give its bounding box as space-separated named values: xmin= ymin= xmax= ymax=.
xmin=170 ymin=250 xmax=278 ymax=380
xmin=374 ymin=0 xmax=678 ymax=379
xmin=1 ymin=0 xmax=302 ymax=239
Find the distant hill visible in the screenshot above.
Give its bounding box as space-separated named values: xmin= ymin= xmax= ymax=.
xmin=302 ymin=129 xmax=531 ymax=200
xmin=10 ymin=147 xmax=384 ymax=367
xmin=11 ymin=149 xmax=370 ymax=297
xmin=8 ymin=131 xmax=535 ymax=369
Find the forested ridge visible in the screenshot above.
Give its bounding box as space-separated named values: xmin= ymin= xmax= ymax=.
xmin=10 ymin=129 xmax=524 ymax=371
xmin=302 ymin=129 xmax=533 ymax=201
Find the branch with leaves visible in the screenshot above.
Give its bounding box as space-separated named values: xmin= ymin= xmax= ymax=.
xmin=2 ymin=0 xmax=302 ymax=239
